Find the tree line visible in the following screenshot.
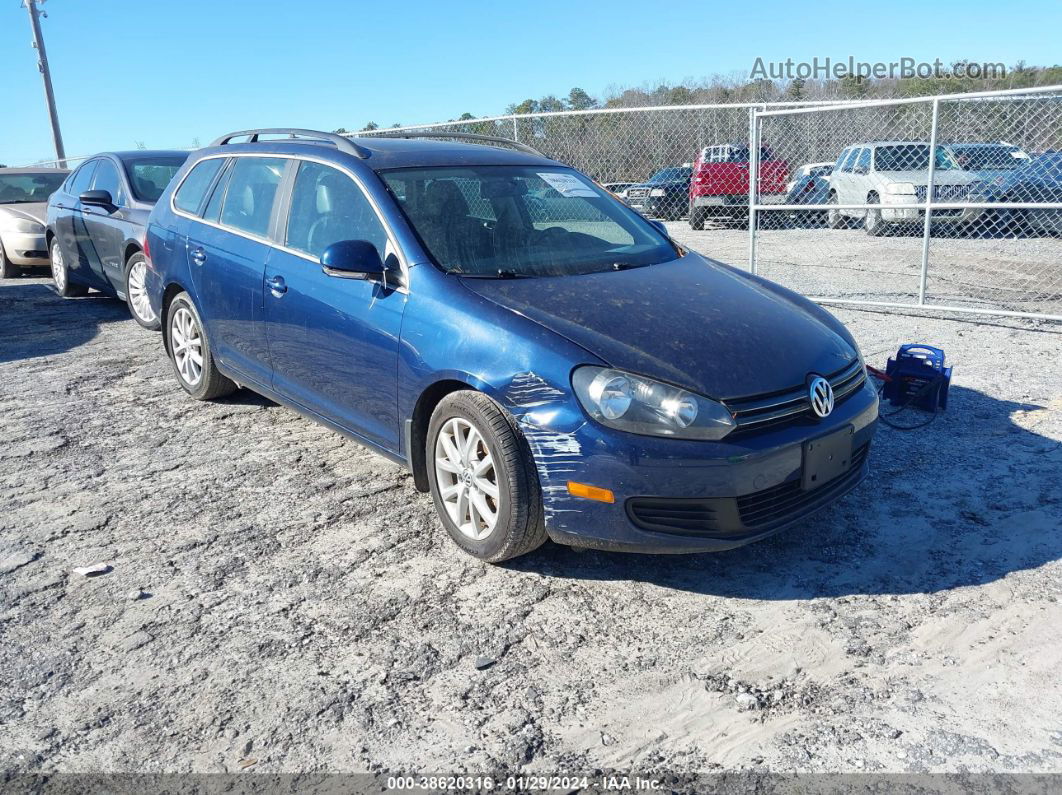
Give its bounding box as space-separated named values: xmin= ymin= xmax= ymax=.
xmin=338 ymin=62 xmax=1061 ymax=132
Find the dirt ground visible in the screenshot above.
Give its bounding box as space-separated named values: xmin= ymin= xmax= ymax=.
xmin=1 ymin=254 xmax=1060 ymax=777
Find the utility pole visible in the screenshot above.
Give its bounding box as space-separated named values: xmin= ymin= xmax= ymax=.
xmin=24 ymin=0 xmax=66 ymax=166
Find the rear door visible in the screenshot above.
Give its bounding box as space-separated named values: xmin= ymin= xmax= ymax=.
xmin=264 ymin=159 xmax=405 ymax=449
xmin=185 ymin=155 xmax=287 ymax=387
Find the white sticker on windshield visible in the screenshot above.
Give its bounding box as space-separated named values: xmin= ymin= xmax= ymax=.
xmin=537 ymin=172 xmax=598 ymax=198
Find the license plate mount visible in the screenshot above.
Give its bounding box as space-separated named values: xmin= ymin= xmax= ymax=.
xmin=802 ymin=426 xmax=854 ymax=491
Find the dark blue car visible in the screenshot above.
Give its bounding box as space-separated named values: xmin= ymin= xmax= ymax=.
xmin=46 ymin=150 xmax=189 ymax=328
xmin=144 ymin=128 xmax=878 ymax=562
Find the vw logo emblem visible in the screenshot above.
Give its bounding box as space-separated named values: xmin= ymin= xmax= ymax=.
xmin=808 ymin=376 xmax=835 ymax=418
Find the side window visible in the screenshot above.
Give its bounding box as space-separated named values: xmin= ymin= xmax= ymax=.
xmin=68 ymin=160 xmax=98 ymax=195
xmin=855 ymin=148 xmax=871 ymax=173
xmin=203 ymin=160 xmax=233 ymax=223
xmin=174 ymin=158 xmax=226 ymax=215
xmin=91 ymin=159 xmax=125 ymax=205
xmin=840 ymin=149 xmax=859 ymax=173
xmin=284 ymin=161 xmax=389 ymax=260
xmin=219 ymin=157 xmax=286 ymax=238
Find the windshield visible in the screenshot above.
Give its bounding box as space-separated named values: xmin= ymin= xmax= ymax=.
xmin=124 ymin=155 xmax=187 ymax=202
xmin=950 ymin=145 xmax=1026 ymax=171
xmin=382 ymin=165 xmax=680 ymax=278
xmin=0 ymin=172 xmax=67 ymax=204
xmin=874 ymin=145 xmax=959 ymax=172
xmin=647 ymin=167 xmax=691 ymax=183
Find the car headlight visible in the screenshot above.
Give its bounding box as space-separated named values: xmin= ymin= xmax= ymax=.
xmin=0 ymin=217 xmax=45 ymax=234
xmin=572 ymin=366 xmax=736 ymax=440
xmin=884 ymin=183 xmax=915 ymax=195
xmin=649 ymin=188 xmax=666 ymax=197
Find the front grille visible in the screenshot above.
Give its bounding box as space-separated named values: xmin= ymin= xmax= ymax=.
xmin=626 ymin=442 xmax=870 ymax=538
xmin=724 ymin=359 xmax=866 ymax=435
xmin=736 ymin=443 xmax=869 ymax=530
xmin=914 ymin=184 xmax=972 ymax=202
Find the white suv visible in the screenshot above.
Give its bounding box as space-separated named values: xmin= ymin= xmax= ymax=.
xmin=827 ymin=142 xmax=979 ymax=235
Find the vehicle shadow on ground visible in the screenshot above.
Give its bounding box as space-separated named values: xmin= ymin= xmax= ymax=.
xmin=510 ymin=385 xmax=1061 ymax=599
xmin=0 ymin=280 xmax=129 ymax=364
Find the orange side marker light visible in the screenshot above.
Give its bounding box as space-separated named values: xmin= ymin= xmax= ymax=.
xmin=567 ymin=481 xmax=615 ymax=503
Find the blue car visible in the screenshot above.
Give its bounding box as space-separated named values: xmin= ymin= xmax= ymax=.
xmin=144 ymin=128 xmax=878 ymax=562
xmin=45 ymin=150 xmax=189 ymax=328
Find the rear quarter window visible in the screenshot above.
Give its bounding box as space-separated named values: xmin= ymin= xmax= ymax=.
xmin=174 ymin=158 xmax=226 ymax=215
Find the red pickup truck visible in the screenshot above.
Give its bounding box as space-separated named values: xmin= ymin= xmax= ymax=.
xmin=689 ymin=144 xmax=789 ymax=229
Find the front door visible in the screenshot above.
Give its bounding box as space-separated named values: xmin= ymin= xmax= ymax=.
xmin=80 ymin=157 xmax=128 ymax=291
xmin=264 ymin=160 xmax=405 ymax=450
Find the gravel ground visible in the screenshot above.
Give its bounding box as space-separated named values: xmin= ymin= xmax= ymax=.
xmin=1 ymin=254 xmax=1060 ymax=777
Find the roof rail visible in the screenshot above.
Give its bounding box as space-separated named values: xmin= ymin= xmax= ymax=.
xmin=209 ymin=128 xmax=371 ymax=159
xmin=367 ymin=130 xmax=546 ymax=157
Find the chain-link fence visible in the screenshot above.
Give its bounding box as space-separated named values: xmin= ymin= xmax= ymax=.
xmin=362 ymin=87 xmax=1062 ymax=321
xmin=751 ymin=86 xmax=1062 ymax=320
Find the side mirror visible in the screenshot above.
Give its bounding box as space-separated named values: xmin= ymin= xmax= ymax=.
xmin=320 ymin=239 xmax=386 ymax=283
xmin=80 ymin=189 xmax=113 ymax=207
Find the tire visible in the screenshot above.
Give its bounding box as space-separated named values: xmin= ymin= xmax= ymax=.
xmin=689 ymin=206 xmax=706 ymax=230
xmin=826 ymin=192 xmax=846 ymax=229
xmin=0 ymin=242 xmax=19 ymax=279
xmin=427 ymin=391 xmax=546 ymax=563
xmin=124 ymin=252 xmax=160 ymax=330
xmin=864 ymin=193 xmax=886 ymax=237
xmin=50 ymin=238 xmax=89 ymax=297
xmin=164 ymin=291 xmax=237 ymax=401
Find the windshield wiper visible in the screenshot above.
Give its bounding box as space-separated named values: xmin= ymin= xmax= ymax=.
xmin=456 ymin=269 xmax=535 ymax=279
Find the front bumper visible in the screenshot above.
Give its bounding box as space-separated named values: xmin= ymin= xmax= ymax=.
xmin=625 ymin=194 xmax=684 ymax=218
xmin=2 ymin=230 xmax=49 ymax=266
xmin=521 ymin=379 xmax=879 ymax=554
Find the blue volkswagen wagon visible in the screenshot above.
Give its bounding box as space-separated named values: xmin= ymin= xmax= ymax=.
xmin=144 ymin=128 xmax=877 ymax=562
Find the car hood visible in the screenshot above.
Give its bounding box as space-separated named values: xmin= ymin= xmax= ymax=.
xmin=0 ymin=202 xmax=47 ymax=225
xmin=878 ymin=170 xmax=977 ymax=186
xmin=460 ymin=254 xmax=857 ymax=400
xmin=628 ymin=180 xmax=688 ymax=190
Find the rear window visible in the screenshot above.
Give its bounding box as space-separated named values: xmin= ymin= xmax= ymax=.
xmin=125 ymin=155 xmax=188 ymax=203
xmin=174 ymin=158 xmax=226 ymax=215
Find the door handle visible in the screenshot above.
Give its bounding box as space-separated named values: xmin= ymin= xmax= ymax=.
xmin=266 ymin=275 xmax=287 ymax=297
xmin=190 ymin=247 xmax=207 ymax=266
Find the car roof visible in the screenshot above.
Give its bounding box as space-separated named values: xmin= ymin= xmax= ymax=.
xmin=189 ymin=136 xmax=561 ymax=171
xmin=0 ymin=167 xmax=69 ymax=174
xmin=99 ymin=150 xmax=192 ymax=161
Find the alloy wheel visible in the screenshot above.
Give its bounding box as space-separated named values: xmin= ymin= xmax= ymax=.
xmin=127 ymin=260 xmax=155 ymax=323
xmin=433 ymin=417 xmax=500 ymax=540
xmin=51 ymin=242 xmax=66 ymax=292
xmin=170 ymin=306 xmax=204 ymax=386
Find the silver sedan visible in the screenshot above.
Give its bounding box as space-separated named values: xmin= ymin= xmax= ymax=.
xmin=0 ymin=167 xmax=69 ymax=278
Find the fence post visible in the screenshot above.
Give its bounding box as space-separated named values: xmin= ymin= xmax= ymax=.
xmin=918 ymin=98 xmax=941 ymax=306
xmin=747 ymin=106 xmax=761 ymax=274
xmin=512 ymin=116 xmax=518 ymax=142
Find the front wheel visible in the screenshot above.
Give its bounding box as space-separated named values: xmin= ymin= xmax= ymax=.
xmin=427 ymin=391 xmax=546 ymax=562
xmin=0 ymin=243 xmax=19 ymax=279
xmin=50 ymin=239 xmax=88 ymax=297
xmin=689 ymin=206 xmax=706 ymax=230
xmin=164 ymin=292 xmax=237 ymax=400
xmin=124 ymin=252 xmax=160 ymax=330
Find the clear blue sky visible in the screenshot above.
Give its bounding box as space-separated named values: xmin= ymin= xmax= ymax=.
xmin=2 ymin=0 xmax=1059 ymax=165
